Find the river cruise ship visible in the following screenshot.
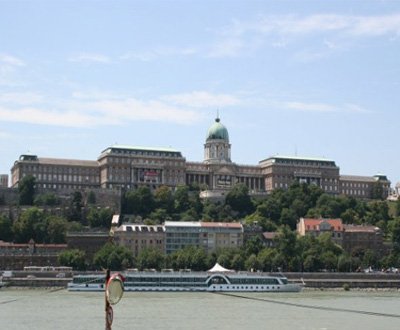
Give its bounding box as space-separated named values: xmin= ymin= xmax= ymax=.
xmin=68 ymin=264 xmax=302 ymax=293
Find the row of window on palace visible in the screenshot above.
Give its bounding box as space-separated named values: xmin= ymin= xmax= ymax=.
xmin=342 ymin=182 xmax=371 ymax=188
xmin=110 ymin=150 xmax=181 ymax=158
xmin=22 ymin=165 xmax=97 ymax=175
xmin=275 ymin=160 xmax=336 ymax=167
xmin=24 ymin=173 xmax=99 ymax=183
xmin=108 ymin=157 xmax=184 ymax=166
xmin=121 ymin=239 xmax=163 ymax=245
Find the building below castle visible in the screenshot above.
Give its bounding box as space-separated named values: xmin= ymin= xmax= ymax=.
xmin=10 ymin=117 xmax=390 ymax=199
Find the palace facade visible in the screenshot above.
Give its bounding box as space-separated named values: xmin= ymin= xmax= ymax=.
xmin=10 ymin=117 xmax=390 ymax=199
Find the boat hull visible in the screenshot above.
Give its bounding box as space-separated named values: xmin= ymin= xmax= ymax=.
xmin=68 ymin=282 xmax=302 ymax=293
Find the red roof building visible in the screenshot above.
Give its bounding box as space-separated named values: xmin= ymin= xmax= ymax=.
xmin=297 ymin=218 xmax=344 ymax=245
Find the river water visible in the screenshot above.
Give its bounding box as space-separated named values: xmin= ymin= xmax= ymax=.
xmin=1 ymin=289 xmax=400 ymax=330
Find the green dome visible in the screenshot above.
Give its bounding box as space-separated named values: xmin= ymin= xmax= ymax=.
xmin=206 ymin=118 xmax=229 ymax=142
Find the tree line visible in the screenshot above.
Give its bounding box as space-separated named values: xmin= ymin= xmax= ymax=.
xmin=4 ymin=175 xmax=400 ymax=272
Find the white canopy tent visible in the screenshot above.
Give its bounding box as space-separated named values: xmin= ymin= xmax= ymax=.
xmin=207 ymin=263 xmax=234 ymax=273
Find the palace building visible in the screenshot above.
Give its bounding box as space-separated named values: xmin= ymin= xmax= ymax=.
xmin=10 ymin=117 xmax=390 ymax=199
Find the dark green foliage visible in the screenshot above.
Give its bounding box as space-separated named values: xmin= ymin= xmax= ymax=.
xmin=93 ymin=243 xmax=133 ymax=270
xmin=388 ymin=218 xmax=400 ymax=252
xmin=58 ymin=249 xmax=86 ymax=270
xmin=87 ymin=207 xmax=114 ymax=228
xmin=46 ymin=216 xmax=68 ymax=243
xmin=154 ymin=186 xmax=174 ymax=213
xmin=86 ymin=191 xmax=96 ymax=205
xmin=174 ymin=185 xmax=190 ymax=213
xmin=13 ymin=207 xmax=46 ymax=243
xmin=0 ymin=215 xmax=13 ymax=241
xmin=12 ymin=208 xmax=69 ymax=244
xmin=34 ymin=192 xmax=60 ymax=206
xmin=68 ymin=191 xmax=84 ymax=222
xmin=225 ymin=183 xmax=254 ymax=216
xmin=169 ymin=246 xmax=210 ymax=271
xmin=136 ymin=247 xmax=166 ymax=270
xmin=18 ymin=175 xmax=36 ymax=205
xmin=123 ymin=186 xmax=155 ymax=217
xmin=396 ymin=199 xmax=400 ymax=218
xmin=244 ymin=236 xmax=264 ymax=256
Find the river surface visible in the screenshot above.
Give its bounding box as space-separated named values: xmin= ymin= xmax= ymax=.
xmin=1 ymin=289 xmax=400 ymax=330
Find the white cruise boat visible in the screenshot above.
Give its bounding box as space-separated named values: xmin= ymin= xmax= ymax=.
xmin=68 ymin=264 xmax=303 ymax=293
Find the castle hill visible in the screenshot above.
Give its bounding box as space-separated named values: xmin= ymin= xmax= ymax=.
xmin=1 ymin=116 xmax=400 ymax=290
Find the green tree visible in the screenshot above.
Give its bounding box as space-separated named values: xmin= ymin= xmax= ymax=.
xmin=202 ymin=201 xmax=219 ymax=221
xmin=46 ymin=216 xmax=68 ymax=243
xmin=225 ymin=183 xmax=254 ymax=216
xmin=244 ymin=235 xmax=264 ymax=256
xmin=154 ymin=185 xmax=174 ymax=214
xmin=279 ymin=208 xmax=297 ymax=229
xmin=149 ymin=208 xmax=169 ymax=223
xmin=231 ymin=253 xmax=245 ymax=271
xmin=257 ymin=248 xmax=277 ymax=272
xmin=274 ymin=225 xmax=297 ymax=270
xmin=87 ymin=207 xmax=114 ymax=228
xmin=124 ymin=186 xmax=155 ymax=217
xmin=0 ymin=215 xmax=13 ymax=241
xmin=136 ymin=247 xmax=165 ymax=270
xmin=58 ymin=249 xmax=86 ymax=270
xmin=68 ymin=191 xmax=83 ymax=222
xmin=93 ymin=243 xmax=133 ymax=270
xmin=86 ymin=191 xmax=96 ymax=205
xmin=320 ymin=251 xmax=338 ymax=271
xmin=34 ymin=192 xmax=60 ymax=206
xmin=13 ymin=207 xmax=46 ymax=243
xmin=337 ymin=254 xmax=352 ymax=272
xmin=245 ymin=254 xmax=259 ymax=271
xmin=396 ymin=199 xmax=400 ymax=218
xmin=256 ymin=198 xmax=281 ymax=223
xmin=18 ymin=175 xmax=36 ymax=205
xmin=174 ymin=185 xmax=190 ymax=213
xmin=388 ymin=218 xmax=400 ymax=252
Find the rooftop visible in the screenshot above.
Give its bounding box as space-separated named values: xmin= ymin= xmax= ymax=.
xmin=301 ymin=218 xmax=343 ymax=231
xmin=102 ymin=144 xmax=181 ymax=154
xmin=200 ymin=222 xmax=242 ymax=229
xmin=260 ymin=155 xmax=336 ymax=166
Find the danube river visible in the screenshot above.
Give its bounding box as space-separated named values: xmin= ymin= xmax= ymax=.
xmin=1 ymin=289 xmax=400 ymax=329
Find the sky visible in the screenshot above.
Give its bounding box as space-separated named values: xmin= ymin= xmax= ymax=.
xmin=0 ymin=0 xmax=399 ymax=187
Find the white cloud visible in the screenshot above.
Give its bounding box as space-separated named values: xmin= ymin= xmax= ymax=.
xmin=0 ymin=91 xmax=206 ymax=128
xmin=0 ymin=54 xmax=26 ymax=86
xmin=89 ymin=98 xmax=201 ymax=125
xmin=283 ymin=101 xmax=371 ymax=114
xmin=0 ymin=106 xmax=105 ymax=128
xmin=0 ymin=131 xmax=12 ymax=139
xmin=161 ymin=91 xmax=240 ymax=108
xmin=207 ymin=38 xmax=245 ymax=58
xmin=0 ymin=54 xmax=25 ymax=67
xmin=208 ymin=13 xmax=400 ymax=58
xmin=120 ymin=47 xmax=199 ymax=62
xmin=222 ymin=14 xmax=400 ymax=37
xmin=0 ymin=92 xmax=44 ymax=105
xmin=284 ymin=101 xmax=336 ymax=113
xmin=119 ymin=51 xmax=158 ymax=62
xmin=68 ymin=53 xmax=111 ymax=64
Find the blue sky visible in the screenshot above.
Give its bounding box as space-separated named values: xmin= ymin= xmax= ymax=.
xmin=0 ymin=0 xmax=399 ymax=186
